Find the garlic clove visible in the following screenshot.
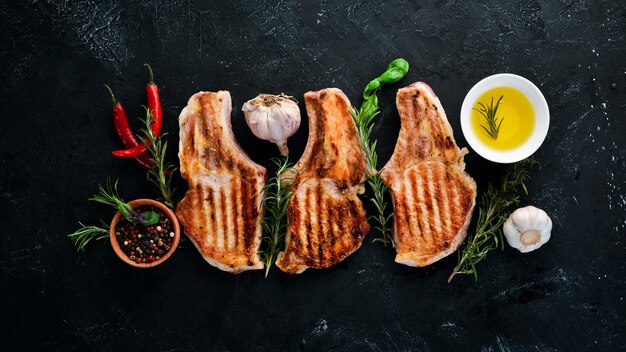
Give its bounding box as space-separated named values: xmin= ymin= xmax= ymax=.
xmin=503 ymin=205 xmax=552 ymax=253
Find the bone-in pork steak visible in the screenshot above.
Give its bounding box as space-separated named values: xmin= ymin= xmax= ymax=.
xmin=176 ymin=91 xmax=265 ymax=273
xmin=275 ymin=88 xmax=370 ymax=274
xmin=381 ymin=82 xmax=477 ymax=267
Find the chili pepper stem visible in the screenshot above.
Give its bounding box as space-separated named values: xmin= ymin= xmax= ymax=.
xmin=144 ymin=63 xmax=155 ymax=85
xmin=103 ymin=84 xmax=118 ymax=105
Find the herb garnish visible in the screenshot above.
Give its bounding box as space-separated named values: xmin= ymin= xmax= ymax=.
xmin=474 ymin=95 xmax=504 ymax=140
xmin=261 ymin=157 xmax=297 ymax=277
xmin=138 ymin=108 xmax=177 ymax=208
xmin=68 ymin=178 xmax=161 ymax=251
xmin=90 ymin=177 xmax=161 ymax=226
xmin=448 ymin=158 xmax=538 ymax=282
xmin=350 ymin=106 xmax=394 ymax=247
xmin=67 ymin=221 xmax=110 ymax=252
xmin=351 ymin=58 xmax=409 ymax=247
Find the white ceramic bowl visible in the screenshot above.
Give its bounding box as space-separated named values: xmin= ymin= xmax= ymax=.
xmin=460 ymin=73 xmax=549 ymax=163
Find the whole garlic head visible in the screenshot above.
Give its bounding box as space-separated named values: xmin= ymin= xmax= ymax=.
xmin=503 ymin=206 xmax=552 ymax=253
xmin=242 ymin=93 xmax=301 ymax=156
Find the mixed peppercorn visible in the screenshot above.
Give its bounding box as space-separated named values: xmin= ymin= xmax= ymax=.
xmin=114 ymin=205 xmax=175 ymax=264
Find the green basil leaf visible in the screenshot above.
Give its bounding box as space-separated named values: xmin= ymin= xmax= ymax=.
xmin=360 ymin=96 xmax=378 ymax=116
xmin=380 ymin=58 xmax=409 ymax=83
xmin=363 ymin=78 xmax=381 ymax=97
xmin=137 ymin=211 xmax=161 ymax=226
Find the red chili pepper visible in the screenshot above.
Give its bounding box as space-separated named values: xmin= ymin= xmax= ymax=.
xmin=111 ymin=64 xmax=163 ymax=158
xmin=145 ymin=63 xmax=163 ymax=136
xmin=103 ymin=84 xmax=154 ymax=169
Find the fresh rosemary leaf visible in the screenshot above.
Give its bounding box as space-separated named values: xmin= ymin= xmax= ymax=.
xmin=350 ymin=107 xmax=395 ymax=247
xmin=261 ymin=156 xmax=297 ymax=278
xmin=90 ymin=177 xmax=134 ymax=219
xmin=67 ymin=221 xmax=109 ymax=251
xmin=90 ymin=177 xmax=160 ymax=226
xmin=139 ymin=107 xmax=177 ymax=209
xmin=448 ymin=158 xmax=538 ymax=283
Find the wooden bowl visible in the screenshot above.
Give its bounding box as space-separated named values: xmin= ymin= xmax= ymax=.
xmin=109 ymin=199 xmax=180 ymax=268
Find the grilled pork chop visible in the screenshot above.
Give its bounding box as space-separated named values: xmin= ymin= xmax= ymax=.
xmin=275 ymin=88 xmax=370 ymax=273
xmin=176 ymin=91 xmax=265 ymax=273
xmin=381 ymin=82 xmax=477 ymax=267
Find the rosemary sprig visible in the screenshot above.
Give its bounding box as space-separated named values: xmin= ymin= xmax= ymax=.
xmin=350 ymin=107 xmax=394 ymax=247
xmin=138 ymin=108 xmax=177 ymax=208
xmin=67 ymin=221 xmax=110 ymax=251
xmin=351 ymin=58 xmax=409 ymax=247
xmin=89 ymin=177 xmax=160 ymax=226
xmin=261 ymin=157 xmax=297 ymax=277
xmin=448 ymin=158 xmax=538 ymax=283
xmin=474 ymin=95 xmax=504 ymax=140
xmin=368 ymin=173 xmax=394 ymax=246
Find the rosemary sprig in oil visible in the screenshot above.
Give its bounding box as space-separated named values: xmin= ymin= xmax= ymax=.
xmin=448 ymin=158 xmax=538 ymax=283
xmin=261 ymin=157 xmax=297 ymax=277
xmin=139 ymin=108 xmax=177 ymax=208
xmin=474 ymin=95 xmax=504 ymax=140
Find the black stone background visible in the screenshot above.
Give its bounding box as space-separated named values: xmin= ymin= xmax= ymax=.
xmin=1 ymin=0 xmax=625 ymax=351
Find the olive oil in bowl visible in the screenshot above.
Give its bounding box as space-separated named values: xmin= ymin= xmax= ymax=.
xmin=460 ymin=73 xmax=549 ymax=163
xmin=470 ymin=86 xmax=535 ymax=151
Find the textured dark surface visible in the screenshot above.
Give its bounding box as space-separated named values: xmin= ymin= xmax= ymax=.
xmin=1 ymin=0 xmax=625 ymax=351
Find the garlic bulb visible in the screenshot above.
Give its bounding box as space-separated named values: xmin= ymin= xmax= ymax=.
xmin=503 ymin=206 xmax=552 ymax=253
xmin=242 ymin=93 xmax=301 ymax=156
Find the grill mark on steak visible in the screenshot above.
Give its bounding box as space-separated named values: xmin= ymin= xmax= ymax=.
xmin=241 ymin=178 xmax=252 ymax=255
xmin=213 ymin=186 xmax=223 ymax=250
xmin=248 ymin=184 xmax=259 ymax=263
xmin=401 ymin=176 xmax=416 ymax=247
xmin=220 ymin=187 xmax=229 ymax=250
xmin=444 ymin=168 xmax=456 ymax=238
xmin=195 ymin=184 xmax=205 ymax=239
xmin=412 ymin=168 xmax=428 ymax=244
xmin=316 ymin=184 xmax=324 ymax=263
xmin=426 ymin=166 xmax=442 ymax=247
xmin=231 ymin=177 xmax=240 ymax=252
xmin=317 ymin=181 xmax=327 ymax=263
xmin=436 ymin=164 xmax=452 ymax=243
xmin=400 ymin=179 xmax=413 ymax=249
xmin=394 ymin=179 xmax=407 ymax=244
xmin=449 ymin=172 xmax=462 ymax=242
xmin=336 ymin=200 xmax=347 ymax=258
xmin=205 ymin=187 xmax=215 ymax=248
xmin=296 ymin=191 xmax=307 ymax=255
xmin=188 ymin=185 xmax=199 ymax=234
xmin=304 ymin=186 xmax=314 ymax=265
xmin=328 ymin=198 xmax=337 ymax=256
